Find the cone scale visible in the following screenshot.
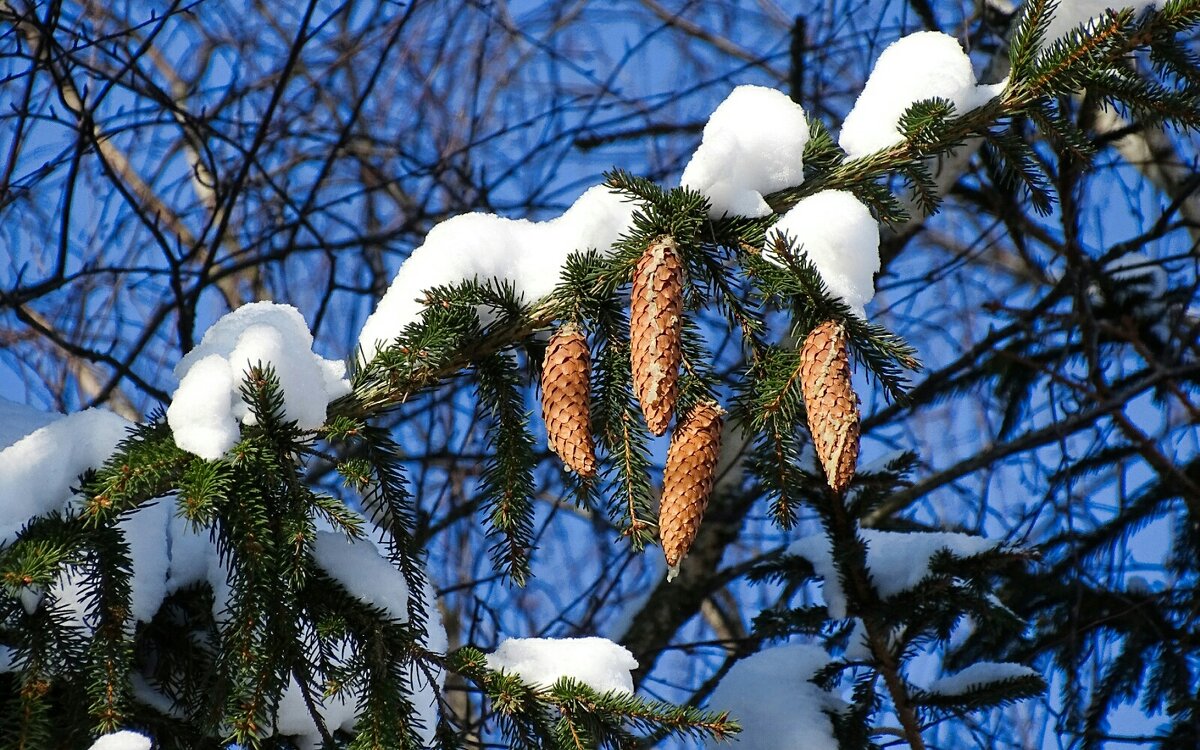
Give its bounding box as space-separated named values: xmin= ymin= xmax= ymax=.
xmin=541 ymin=324 xmax=596 ymax=478
xmin=630 ymin=236 xmax=684 ymax=436
xmin=800 ymin=320 xmax=860 ymax=494
xmin=659 ymin=400 xmax=724 ymax=579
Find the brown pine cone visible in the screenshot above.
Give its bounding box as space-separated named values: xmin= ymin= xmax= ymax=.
xmin=630 ymin=236 xmax=684 ymax=436
xmin=800 ymin=320 xmax=860 ymax=494
xmin=541 ymin=324 xmax=596 ymax=478
xmin=659 ymin=400 xmax=724 ymax=578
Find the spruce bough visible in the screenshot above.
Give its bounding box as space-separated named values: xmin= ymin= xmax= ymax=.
xmin=2 ymin=3 xmax=1198 ymax=748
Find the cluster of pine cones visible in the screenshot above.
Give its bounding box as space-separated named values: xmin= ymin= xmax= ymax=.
xmin=540 ymin=236 xmax=860 ymax=576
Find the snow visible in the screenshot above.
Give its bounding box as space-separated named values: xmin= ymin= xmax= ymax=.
xmin=311 ymin=530 xmax=411 ymax=620
xmin=0 ymin=396 xmax=58 ymax=450
xmin=358 ymin=185 xmax=637 ymax=359
xmin=1045 ymin=1 xmax=1159 ymax=43
xmin=0 ymin=412 xmax=447 ymax=749
xmin=843 ymin=618 xmax=874 ymax=662
xmin=163 ymin=511 xmax=219 ymax=598
xmin=270 ymin=519 xmax=448 ymax=748
xmin=1106 ymin=252 xmax=1167 ymax=298
xmin=839 ymin=32 xmax=1006 ymax=159
xmin=123 ymin=501 xmax=172 ymax=623
xmin=12 ymin=499 xmax=212 ymax=636
xmin=0 ymin=408 xmax=218 ymax=634
xmin=704 ymin=644 xmax=843 ymax=750
xmin=842 ymin=618 xmax=908 ymax=663
xmin=40 ymin=506 xmax=172 ymax=628
xmin=486 ymin=636 xmax=638 ymax=694
xmin=788 ymin=529 xmax=1001 ymax=619
xmin=131 ymin=673 xmax=182 ymax=718
xmin=275 ymin=673 xmax=359 ymax=750
xmin=679 ymin=85 xmax=809 ymax=218
xmin=167 ymin=302 xmax=350 ymax=460
xmin=0 ymin=407 xmax=131 ymax=543
xmin=87 ymin=731 xmax=151 ymax=750
xmin=925 ymin=661 xmax=1040 ymax=695
xmin=766 ymin=190 xmax=880 ymax=318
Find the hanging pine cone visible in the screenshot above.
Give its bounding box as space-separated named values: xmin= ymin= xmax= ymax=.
xmin=800 ymin=320 xmax=860 ymax=494
xmin=659 ymin=400 xmax=724 ymax=578
xmin=541 ymin=324 xmax=596 ymax=478
xmin=630 ymin=236 xmax=684 ymax=436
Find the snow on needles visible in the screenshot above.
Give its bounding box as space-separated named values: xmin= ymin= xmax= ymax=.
xmin=311 ymin=530 xmax=411 ymax=620
xmin=486 ymin=637 xmax=638 ymax=694
xmin=0 ymin=396 xmax=58 ymax=450
xmin=0 ymin=405 xmax=130 ymax=544
xmin=277 ymin=520 xmax=448 ymax=749
xmin=704 ymin=644 xmax=844 ymax=750
xmin=767 ymin=190 xmax=880 ymax=318
xmin=789 ymin=529 xmax=1001 ymax=619
xmin=1045 ymin=1 xmax=1159 ymax=43
xmin=839 ymin=32 xmax=1006 ymax=159
xmin=87 ymin=731 xmax=152 ymax=750
xmin=0 ymin=397 xmax=446 ymax=747
xmin=0 ymin=401 xmax=218 ymax=632
xmin=925 ymin=661 xmax=1040 ymax=695
xmin=167 ymin=302 xmax=350 ymax=460
xmin=680 ymin=85 xmax=809 ymax=218
xmin=358 ymin=185 xmax=636 ymax=359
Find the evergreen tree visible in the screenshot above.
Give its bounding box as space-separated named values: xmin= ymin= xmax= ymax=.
xmin=1 ymin=1 xmax=1198 ymax=748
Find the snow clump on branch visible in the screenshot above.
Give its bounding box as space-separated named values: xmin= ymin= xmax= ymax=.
xmin=0 ymin=403 xmax=130 ymax=544
xmin=486 ymin=636 xmax=638 ymax=694
xmin=0 ymin=404 xmax=185 ymax=631
xmin=924 ymin=661 xmax=1041 ymax=696
xmin=789 ymin=528 xmax=1001 ymax=619
xmin=1044 ymin=0 xmax=1159 ymax=42
xmin=767 ymin=190 xmax=881 ymax=319
xmin=679 ymin=84 xmax=810 ymax=218
xmin=87 ymin=731 xmax=152 ymax=750
xmin=167 ymin=301 xmax=350 ymax=460
xmin=0 ymin=395 xmax=445 ymax=749
xmin=839 ymin=31 xmax=1006 ymax=159
xmin=357 ymin=185 xmax=637 ymax=359
xmin=703 ymin=644 xmax=844 ymax=750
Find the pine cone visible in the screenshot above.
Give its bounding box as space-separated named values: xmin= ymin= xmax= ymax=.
xmin=541 ymin=324 xmax=596 ymax=478
xmin=630 ymin=236 xmax=684 ymax=436
xmin=800 ymin=320 xmax=860 ymax=494
xmin=659 ymin=400 xmax=724 ymax=577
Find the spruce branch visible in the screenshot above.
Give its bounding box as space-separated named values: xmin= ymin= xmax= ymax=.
xmin=820 ymin=490 xmax=929 ymax=750
xmin=447 ymin=647 xmax=738 ymax=749
xmin=2 ymin=5 xmax=1195 ymax=745
xmin=83 ymin=522 xmax=136 ymax=733
xmin=765 ymin=6 xmax=1198 ymax=219
xmin=473 ymin=351 xmax=538 ymax=586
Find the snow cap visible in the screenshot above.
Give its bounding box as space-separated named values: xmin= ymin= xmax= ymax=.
xmin=680 ymin=84 xmax=809 ymax=218
xmin=789 ymin=529 xmax=1001 ymax=619
xmin=486 ymin=636 xmax=638 ymax=694
xmin=839 ymin=31 xmax=1005 ymax=159
xmin=0 ymin=407 xmax=130 ymax=543
xmin=357 ymin=185 xmax=636 ymax=359
xmin=1044 ymin=0 xmax=1159 ymax=43
xmin=925 ymin=661 xmax=1041 ymax=696
xmin=87 ymin=731 xmax=151 ymax=750
xmin=704 ymin=644 xmax=844 ymax=749
xmin=766 ymin=189 xmax=880 ymax=318
xmin=167 ymin=301 xmax=350 ymax=460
